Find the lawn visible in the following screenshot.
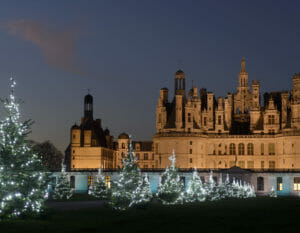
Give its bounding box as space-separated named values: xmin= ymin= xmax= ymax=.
xmin=0 ymin=197 xmax=299 ymax=233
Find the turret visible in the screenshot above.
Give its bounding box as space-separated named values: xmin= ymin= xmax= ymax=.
xmin=84 ymin=94 xmax=93 ymax=119
xmin=71 ymin=124 xmax=81 ymax=146
xmin=174 ymin=70 xmax=186 ymax=96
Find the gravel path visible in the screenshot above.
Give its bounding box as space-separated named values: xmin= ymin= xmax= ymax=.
xmin=46 ymin=200 xmax=106 ymax=210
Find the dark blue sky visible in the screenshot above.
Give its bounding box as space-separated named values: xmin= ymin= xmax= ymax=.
xmin=0 ymin=0 xmax=299 ymax=151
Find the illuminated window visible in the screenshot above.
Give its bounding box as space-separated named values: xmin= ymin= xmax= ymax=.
xmin=238 ymin=143 xmax=245 ymax=155
xmin=257 ymin=177 xmax=264 ymax=191
xmin=277 ymin=177 xmax=282 ymax=191
xmin=144 ymin=153 xmax=148 ymax=160
xmin=247 ymin=143 xmax=254 ymax=155
xmin=88 ymin=176 xmax=94 ymax=186
xmin=269 ymin=161 xmax=275 ymax=169
xmin=261 ymin=143 xmax=264 ymax=155
xmin=268 ymin=143 xmax=275 ymax=155
xmin=105 ymin=176 xmax=111 ymax=189
xmin=229 ymin=143 xmax=236 ymax=155
xmin=294 ymin=177 xmax=300 ymax=191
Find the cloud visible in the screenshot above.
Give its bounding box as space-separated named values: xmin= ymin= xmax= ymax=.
xmin=0 ymin=19 xmax=87 ymax=76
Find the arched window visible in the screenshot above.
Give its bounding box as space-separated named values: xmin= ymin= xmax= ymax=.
xmin=229 ymin=143 xmax=236 ymax=155
xmin=238 ymin=143 xmax=245 ymax=155
xmin=247 ymin=143 xmax=254 ymax=155
xmin=257 ymin=177 xmax=264 ymax=191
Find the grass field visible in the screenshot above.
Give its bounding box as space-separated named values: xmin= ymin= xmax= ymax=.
xmin=0 ymin=197 xmax=299 ymax=233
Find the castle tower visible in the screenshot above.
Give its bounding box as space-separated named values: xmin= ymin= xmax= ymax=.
xmin=84 ymin=93 xmax=93 ymax=119
xmin=174 ymin=70 xmax=186 ymax=96
xmin=239 ymin=57 xmax=249 ymax=89
xmin=250 ymin=80 xmax=261 ymax=131
xmin=156 ymin=88 xmax=168 ymax=132
xmin=175 ymin=70 xmax=186 ymax=130
xmin=291 ymin=73 xmax=300 ymax=128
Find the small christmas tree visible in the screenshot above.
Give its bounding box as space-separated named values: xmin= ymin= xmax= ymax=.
xmin=157 ymin=150 xmax=184 ymax=205
xmin=185 ymin=168 xmax=206 ymax=202
xmin=89 ymin=168 xmax=109 ymax=199
xmin=110 ymin=137 xmax=142 ymax=210
xmin=269 ymin=186 xmax=277 ymax=198
xmin=130 ymin=174 xmax=152 ymax=207
xmin=52 ymin=163 xmax=73 ymax=200
xmin=0 ymin=78 xmax=48 ymax=219
xmin=204 ymin=171 xmax=221 ymax=201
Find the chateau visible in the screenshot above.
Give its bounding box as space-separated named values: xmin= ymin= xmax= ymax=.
xmin=64 ymin=58 xmax=300 ymax=195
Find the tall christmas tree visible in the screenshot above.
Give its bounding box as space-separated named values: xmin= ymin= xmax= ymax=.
xmin=157 ymin=150 xmax=184 ymax=205
xmin=185 ymin=168 xmax=206 ymax=202
xmin=89 ymin=167 xmax=109 ymax=199
xmin=0 ymin=78 xmax=48 ymax=219
xmin=110 ymin=137 xmax=142 ymax=210
xmin=52 ymin=163 xmax=74 ymax=200
xmin=130 ymin=173 xmax=152 ymax=207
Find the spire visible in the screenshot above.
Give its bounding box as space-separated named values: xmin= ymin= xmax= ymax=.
xmin=240 ymin=57 xmax=247 ymax=73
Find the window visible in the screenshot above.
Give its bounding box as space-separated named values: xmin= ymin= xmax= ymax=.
xmin=247 ymin=161 xmax=254 ymax=169
xmin=188 ymin=113 xmax=191 ymax=122
xmin=261 ymin=161 xmax=265 ymax=169
xmin=72 ymin=134 xmax=76 ymax=139
xmin=105 ymin=176 xmax=111 ymax=189
xmin=136 ymin=153 xmax=140 ymax=160
xmin=122 ymin=143 xmax=125 ymax=149
xmin=72 ymin=156 xmax=75 ymax=160
xmin=70 ymin=176 xmax=75 ymax=189
xmin=229 ymin=161 xmax=235 ymax=167
xmin=268 ymin=143 xmax=275 ymax=155
xmin=257 ymin=177 xmax=264 ymax=191
xmin=158 ymin=114 xmax=161 ymax=123
xmin=189 ymin=158 xmax=192 ymax=163
xmin=269 ymin=161 xmax=275 ymax=169
xmin=218 ymin=115 xmax=222 ymax=125
xmin=268 ymin=115 xmax=275 ymax=124
xmin=190 ymin=149 xmax=192 ymax=154
xmin=294 ymin=177 xmax=300 ymax=191
xmin=190 ymin=141 xmax=193 ymax=145
xmin=203 ymin=117 xmax=207 ymax=126
xmin=238 ymin=143 xmax=245 ymax=155
xmin=72 ymin=150 xmax=75 ymax=154
xmin=152 ymin=153 xmax=154 ymax=160
xmin=261 ymin=143 xmax=264 ymax=155
xmin=188 ymin=128 xmax=191 ymax=133
xmin=238 ymin=161 xmax=245 ymax=168
xmin=88 ymin=176 xmax=94 ymax=186
xmin=247 ymin=143 xmax=254 ymax=155
xmin=277 ymin=177 xmax=282 ymax=191
xmin=144 ymin=153 xmax=148 ymax=160
xmin=229 ymin=143 xmax=236 ymax=155
xmin=269 ymin=129 xmax=275 ymax=134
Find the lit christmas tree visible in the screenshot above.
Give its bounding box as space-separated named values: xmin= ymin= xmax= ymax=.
xmin=0 ymin=78 xmax=48 ymax=219
xmin=88 ymin=168 xmax=109 ymax=199
xmin=204 ymin=171 xmax=221 ymax=201
xmin=185 ymin=168 xmax=206 ymax=202
xmin=130 ymin=173 xmax=152 ymax=207
xmin=157 ymin=150 xmax=184 ymax=205
xmin=52 ymin=163 xmax=73 ymax=200
xmin=268 ymin=186 xmax=277 ymax=198
xmin=110 ymin=137 xmax=142 ymax=210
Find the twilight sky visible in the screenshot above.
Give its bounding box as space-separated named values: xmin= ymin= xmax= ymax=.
xmin=0 ymin=0 xmax=299 ymax=152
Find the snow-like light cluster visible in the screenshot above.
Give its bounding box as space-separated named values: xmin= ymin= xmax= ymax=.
xmin=0 ymin=78 xmax=48 ymax=219
xmin=88 ymin=168 xmax=109 ymax=199
xmin=52 ymin=163 xmax=74 ymax=200
xmin=110 ymin=137 xmax=152 ymax=210
xmin=157 ymin=151 xmax=256 ymax=205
